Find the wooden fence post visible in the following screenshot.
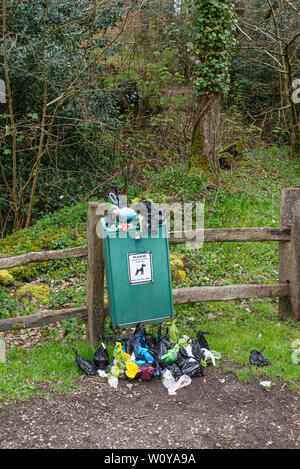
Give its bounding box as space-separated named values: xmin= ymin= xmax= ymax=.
xmin=86 ymin=202 xmax=105 ymax=345
xmin=278 ymin=188 xmax=300 ymax=320
xmin=290 ymin=200 xmax=300 ymax=321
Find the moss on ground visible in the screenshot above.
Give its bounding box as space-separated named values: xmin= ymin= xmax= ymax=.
xmin=170 ymin=252 xmax=189 ymax=284
xmin=16 ymin=284 xmax=50 ymax=305
xmin=0 ymin=270 xmax=14 ymax=285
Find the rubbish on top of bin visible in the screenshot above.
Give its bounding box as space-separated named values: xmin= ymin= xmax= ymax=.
xmin=131 ymin=199 xmax=165 ymax=235
xmin=109 ymin=185 xmax=120 ymax=207
xmin=73 ymin=321 xmax=221 ymax=395
xmin=104 ymin=206 xmax=138 ymax=232
xmin=119 ymin=206 xmax=138 ymax=222
xmin=104 ymin=188 xmax=166 ymax=236
xmin=105 ymin=185 xmax=138 ymax=230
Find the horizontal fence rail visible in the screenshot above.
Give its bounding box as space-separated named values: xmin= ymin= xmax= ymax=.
xmin=169 ymin=227 xmax=291 ymax=244
xmin=0 ymin=227 xmax=291 ymax=271
xmin=0 ymin=246 xmax=88 ymax=270
xmin=0 ymin=306 xmax=88 ymax=332
xmin=172 ymin=283 xmax=290 ymax=304
xmin=0 ymin=283 xmax=290 ymax=332
xmin=0 ymin=188 xmax=299 ymax=340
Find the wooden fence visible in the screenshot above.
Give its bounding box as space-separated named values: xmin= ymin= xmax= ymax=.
xmin=0 ymin=188 xmax=299 ymax=345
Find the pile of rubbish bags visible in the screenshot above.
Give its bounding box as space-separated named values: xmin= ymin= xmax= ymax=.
xmin=74 ymin=322 xmax=221 ymax=395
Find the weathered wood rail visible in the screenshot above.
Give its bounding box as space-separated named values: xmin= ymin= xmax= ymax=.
xmin=0 ymin=246 xmax=88 ymax=270
xmin=0 ymin=227 xmax=291 ymax=271
xmin=0 ymin=188 xmax=299 ymax=344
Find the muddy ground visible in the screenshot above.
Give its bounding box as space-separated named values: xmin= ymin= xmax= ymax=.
xmin=0 ymin=363 xmax=299 ymax=450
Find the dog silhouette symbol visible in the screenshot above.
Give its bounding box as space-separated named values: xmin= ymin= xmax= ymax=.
xmin=135 ymin=263 xmax=146 ymax=276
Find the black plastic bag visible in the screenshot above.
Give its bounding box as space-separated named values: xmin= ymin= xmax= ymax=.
xmin=175 ymin=346 xmax=205 ymax=377
xmin=144 ymin=333 xmax=159 ymax=360
xmin=93 ymin=342 xmax=109 ymax=370
xmin=104 ymin=362 xmax=113 ymax=374
xmin=132 ymin=200 xmax=165 ymax=234
xmin=175 ymin=348 xmax=191 ymax=371
xmin=165 ymin=363 xmax=182 ymax=381
xmin=250 ymin=347 xmax=269 ymax=367
xmin=191 ymin=337 xmax=205 ymax=362
xmin=73 ymin=349 xmax=99 ymax=376
xmin=191 ymin=324 xmax=210 ymax=350
xmin=159 ymin=338 xmax=173 ymax=358
xmin=181 ymin=360 xmax=204 ymax=377
xmin=157 ymin=325 xmax=174 ymax=359
xmin=177 ymin=347 xmax=190 ymax=360
xmin=127 ymin=323 xmax=145 ymax=355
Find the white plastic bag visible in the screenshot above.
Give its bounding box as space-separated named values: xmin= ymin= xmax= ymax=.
xmin=184 ymin=344 xmax=197 ymax=362
xmin=161 ymin=369 xmax=191 ymax=395
xmin=108 ymin=377 xmax=118 ymax=389
xmin=260 ymin=380 xmax=272 ymax=390
xmin=201 ymin=348 xmax=221 ymax=366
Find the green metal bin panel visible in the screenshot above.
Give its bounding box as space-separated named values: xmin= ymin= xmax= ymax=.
xmin=100 ymin=218 xmax=174 ymax=328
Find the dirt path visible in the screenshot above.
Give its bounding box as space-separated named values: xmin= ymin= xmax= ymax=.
xmin=0 ymin=364 xmax=299 ymax=450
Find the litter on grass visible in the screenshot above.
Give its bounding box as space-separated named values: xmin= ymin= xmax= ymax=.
xmin=74 ymin=322 xmax=221 ymax=395
xmin=250 ymin=347 xmax=269 ymax=367
xmin=260 ymin=380 xmax=272 ymax=390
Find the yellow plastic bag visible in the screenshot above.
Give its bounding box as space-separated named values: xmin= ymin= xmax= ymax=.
xmin=125 ymin=361 xmax=139 ymax=379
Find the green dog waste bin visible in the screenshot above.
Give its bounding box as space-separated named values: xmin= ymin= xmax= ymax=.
xmin=100 ymin=218 xmax=174 ymax=328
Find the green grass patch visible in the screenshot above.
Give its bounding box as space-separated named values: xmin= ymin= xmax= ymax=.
xmin=0 ymin=332 xmax=100 ymax=403
xmin=171 ymin=301 xmax=300 ymax=391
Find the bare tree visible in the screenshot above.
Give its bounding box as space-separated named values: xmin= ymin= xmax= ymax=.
xmin=0 ymin=0 xmax=138 ymax=233
xmin=235 ymin=0 xmax=300 ymax=157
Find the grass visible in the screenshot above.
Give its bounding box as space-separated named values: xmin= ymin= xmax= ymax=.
xmin=0 ymin=136 xmax=300 ymax=403
xmin=172 ymin=301 xmax=300 ymax=390
xmin=0 ymin=336 xmax=91 ymax=403
xmin=0 ymin=327 xmax=117 ymax=403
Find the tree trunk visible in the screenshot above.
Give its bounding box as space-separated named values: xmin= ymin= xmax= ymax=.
xmin=189 ymin=92 xmax=221 ymax=175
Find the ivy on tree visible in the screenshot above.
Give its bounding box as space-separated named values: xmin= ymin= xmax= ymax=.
xmin=187 ymin=0 xmax=236 ymax=175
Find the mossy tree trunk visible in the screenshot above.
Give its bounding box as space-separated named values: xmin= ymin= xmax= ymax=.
xmin=189 ymin=92 xmax=221 ymax=175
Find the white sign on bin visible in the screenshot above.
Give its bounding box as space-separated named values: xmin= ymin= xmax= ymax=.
xmin=128 ymin=252 xmax=153 ymax=285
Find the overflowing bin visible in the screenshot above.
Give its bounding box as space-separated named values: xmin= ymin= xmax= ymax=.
xmin=100 ymin=206 xmax=174 ymax=328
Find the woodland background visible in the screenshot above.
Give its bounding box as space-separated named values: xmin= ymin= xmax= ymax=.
xmin=1 ymin=0 xmax=299 ymax=236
